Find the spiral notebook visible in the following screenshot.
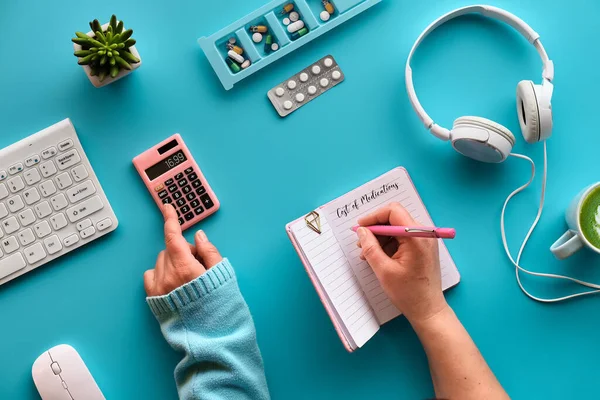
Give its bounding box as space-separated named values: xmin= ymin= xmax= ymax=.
xmin=286 ymin=167 xmax=460 ymax=352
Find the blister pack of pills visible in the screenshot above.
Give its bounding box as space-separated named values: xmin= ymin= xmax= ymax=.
xmin=267 ymin=55 xmax=344 ymax=117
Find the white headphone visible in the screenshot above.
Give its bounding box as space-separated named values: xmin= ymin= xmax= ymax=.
xmin=405 ymin=5 xmax=555 ymax=163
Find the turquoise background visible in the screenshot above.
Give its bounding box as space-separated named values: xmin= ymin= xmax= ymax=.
xmin=1 ymin=0 xmax=599 ymax=398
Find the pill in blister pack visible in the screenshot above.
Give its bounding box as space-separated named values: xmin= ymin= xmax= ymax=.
xmin=267 ymin=55 xmax=344 ymax=117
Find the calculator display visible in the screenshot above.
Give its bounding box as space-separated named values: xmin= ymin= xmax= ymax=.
xmin=145 ymin=150 xmax=188 ymax=180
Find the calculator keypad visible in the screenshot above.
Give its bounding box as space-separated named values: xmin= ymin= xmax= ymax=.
xmin=160 ymin=167 xmax=215 ymax=225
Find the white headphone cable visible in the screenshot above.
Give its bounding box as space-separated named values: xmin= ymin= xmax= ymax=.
xmin=501 ymin=141 xmax=600 ymax=302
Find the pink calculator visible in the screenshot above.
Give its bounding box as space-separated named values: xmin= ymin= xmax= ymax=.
xmin=133 ymin=134 xmax=220 ymax=230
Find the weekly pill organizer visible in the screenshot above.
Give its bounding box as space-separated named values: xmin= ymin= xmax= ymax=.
xmin=133 ymin=135 xmax=220 ymax=230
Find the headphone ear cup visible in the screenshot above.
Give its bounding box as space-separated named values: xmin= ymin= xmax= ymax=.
xmin=516 ymin=80 xmax=541 ymax=144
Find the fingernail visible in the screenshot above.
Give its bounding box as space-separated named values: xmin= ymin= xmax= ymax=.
xmin=196 ymin=230 xmax=208 ymax=242
xmin=357 ymin=227 xmax=367 ymax=240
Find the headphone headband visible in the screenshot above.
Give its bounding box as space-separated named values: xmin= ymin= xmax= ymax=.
xmin=405 ymin=5 xmax=554 ymax=141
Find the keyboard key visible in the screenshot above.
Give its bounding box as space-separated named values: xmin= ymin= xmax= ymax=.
xmin=188 ymin=173 xmax=198 ymax=181
xmin=194 ymin=206 xmax=204 ymax=215
xmin=176 ymin=198 xmax=186 ymax=207
xmin=196 ymin=186 xmax=207 ymax=196
xmin=43 ymin=235 xmax=63 ymax=255
xmin=0 ymin=183 xmax=8 ymax=200
xmin=55 ymin=172 xmax=73 ymax=189
xmin=0 ymin=204 xmax=6 ymax=222
xmin=165 ymin=178 xmax=174 ymax=186
xmin=7 ymin=196 xmax=24 ymax=213
xmin=71 ymin=164 xmax=88 ymax=182
xmin=80 ymin=226 xmax=96 ymax=239
xmin=40 ymin=161 xmax=57 ymax=178
xmin=190 ymin=199 xmax=200 ymax=208
xmin=41 ymin=147 xmax=57 ymax=159
xmin=18 ymin=228 xmax=36 ymax=246
xmin=0 ymin=171 xmax=5 ymax=181
xmin=182 ymin=186 xmax=192 ymax=194
xmin=184 ymin=212 xmax=194 ymax=221
xmin=34 ymin=201 xmax=52 ymax=219
xmin=97 ymin=218 xmax=113 ymax=231
xmin=50 ymin=213 xmax=68 ymax=230
xmin=0 ymin=252 xmax=26 ymax=279
xmin=23 ymin=242 xmax=46 ymax=264
xmin=2 ymin=236 xmax=19 ymax=253
xmin=8 ymin=176 xmax=25 ymax=193
xmin=172 ymin=191 xmax=182 ymax=200
xmin=175 ymin=173 xmax=184 ymax=180
xmin=63 ymin=234 xmax=80 ymax=247
xmin=66 ymin=195 xmax=104 ymax=223
xmin=180 ymin=205 xmax=191 ymax=214
xmin=178 ymin=217 xmax=184 ymax=226
xmin=168 ymin=184 xmax=178 ymax=193
xmin=9 ymin=163 xmax=23 ymax=175
xmin=51 ymin=193 xmax=69 ymax=211
xmin=77 ymin=219 xmax=92 ymax=231
xmin=162 ymin=197 xmax=172 ymax=204
xmin=40 ymin=180 xmax=57 ymax=197
xmin=23 ymin=187 xmax=41 ymax=205
xmin=25 ymin=155 xmax=41 ymax=167
xmin=56 ymin=149 xmax=81 ymax=170
xmin=200 ymin=194 xmax=215 ymax=209
xmin=184 ymin=167 xmax=194 ymax=175
xmin=186 ymin=192 xmax=196 ymax=201
xmin=18 ymin=209 xmax=36 ymax=226
xmin=34 ymin=221 xmax=52 ymax=238
xmin=66 ymin=180 xmax=96 ymax=203
xmin=24 ymin=168 xmax=42 ymax=185
xmin=191 ymin=180 xmax=202 ymax=189
xmin=178 ymin=178 xmax=188 ymax=187
xmin=158 ymin=190 xmax=168 ymax=199
xmin=58 ymin=139 xmax=74 ymax=152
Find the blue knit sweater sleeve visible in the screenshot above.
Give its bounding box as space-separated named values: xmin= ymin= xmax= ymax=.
xmin=146 ymin=258 xmax=270 ymax=400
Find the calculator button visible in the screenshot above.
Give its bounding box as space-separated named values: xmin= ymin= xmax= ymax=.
xmin=200 ymin=194 xmax=215 ymax=209
xmin=58 ymin=139 xmax=74 ymax=152
xmin=196 ymin=186 xmax=207 ymax=196
xmin=63 ymin=234 xmax=80 ymax=247
xmin=18 ymin=209 xmax=36 ymax=226
xmin=44 ymin=235 xmax=63 ymax=255
xmin=0 ymin=184 xmax=9 ymax=200
xmin=23 ymin=188 xmax=41 ymax=205
xmin=178 ymin=217 xmax=184 ymax=226
xmin=190 ymin=199 xmax=200 ymax=209
xmin=172 ymin=191 xmax=182 ymax=200
xmin=40 ymin=180 xmax=57 ymax=197
xmin=176 ymin=198 xmax=186 ymax=207
xmin=40 ymin=161 xmax=57 ymax=178
xmin=2 ymin=236 xmax=19 ymax=254
xmin=192 ymin=180 xmax=202 ymax=189
xmin=0 ymin=204 xmax=7 ymax=219
xmin=186 ymin=192 xmax=196 ymax=201
xmin=66 ymin=180 xmax=96 ymax=203
xmin=34 ymin=221 xmax=52 ymax=238
xmin=177 ymin=210 xmax=180 ymax=217
xmin=41 ymin=147 xmax=57 ymax=159
xmin=50 ymin=213 xmax=68 ymax=230
xmin=194 ymin=206 xmax=204 ymax=215
xmin=158 ymin=190 xmax=168 ymax=199
xmin=184 ymin=212 xmax=194 ymax=221
xmin=9 ymin=163 xmax=23 ymax=175
xmin=66 ymin=196 xmax=104 ymax=223
xmin=184 ymin=167 xmax=194 ymax=175
xmin=3 ymin=217 xmax=19 ymax=234
xmin=188 ymin=173 xmax=198 ymax=181
xmin=71 ymin=164 xmax=88 ymax=182
xmin=7 ymin=196 xmax=25 ymax=213
xmin=80 ymin=226 xmax=96 ymax=239
xmin=34 ymin=201 xmax=52 ymax=219
xmin=55 ymin=172 xmax=73 ymax=190
xmin=24 ymin=242 xmax=47 ymax=264
xmin=18 ymin=228 xmax=36 ymax=246
xmin=24 ymin=168 xmax=42 ymax=185
xmin=154 ymin=184 xmax=165 ymax=192
xmin=8 ymin=176 xmax=25 ymax=193
xmin=97 ymin=218 xmax=113 ymax=231
xmin=56 ymin=149 xmax=81 ymax=170
xmin=178 ymin=178 xmax=188 ymax=187
xmin=181 ymin=205 xmax=191 ymax=214
xmin=175 ymin=173 xmax=184 ymax=180
xmin=25 ymin=155 xmax=40 ymax=167
xmin=168 ymin=184 xmax=178 ymax=193
xmin=182 ymin=186 xmax=192 ymax=194
xmin=165 ymin=178 xmax=174 ymax=186
xmin=51 ymin=193 xmax=69 ymax=211
xmin=77 ymin=219 xmax=92 ymax=231
xmin=162 ymin=197 xmax=172 ymax=204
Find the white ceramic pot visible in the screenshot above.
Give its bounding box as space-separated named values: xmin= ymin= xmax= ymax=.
xmin=73 ymin=22 xmax=142 ymax=88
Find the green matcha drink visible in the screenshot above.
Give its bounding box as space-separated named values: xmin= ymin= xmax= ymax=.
xmin=579 ymin=186 xmax=600 ymax=249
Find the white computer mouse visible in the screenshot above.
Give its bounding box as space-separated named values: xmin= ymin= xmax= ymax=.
xmin=32 ymin=344 xmax=105 ymax=400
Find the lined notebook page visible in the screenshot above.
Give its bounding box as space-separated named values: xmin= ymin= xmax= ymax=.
xmin=291 ymin=214 xmax=380 ymax=348
xmin=323 ymin=168 xmax=461 ymax=325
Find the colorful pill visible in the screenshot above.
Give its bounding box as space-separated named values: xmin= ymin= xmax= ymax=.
xmin=291 ymin=27 xmax=308 ymax=40
xmin=228 ymin=50 xmax=245 ymax=64
xmin=227 ymin=58 xmax=241 ymax=73
xmin=271 ymin=43 xmax=279 ymax=51
xmin=241 ymin=60 xmax=251 ymax=69
xmin=289 ymin=11 xmax=300 ymax=22
xmin=320 ymin=11 xmax=331 ymax=21
xmin=252 ymin=32 xmax=263 ymax=43
xmin=250 ymin=25 xmax=268 ymax=33
xmin=323 ymin=0 xmax=335 ymax=14
xmin=264 ymin=35 xmax=273 ymax=53
xmin=227 ymin=43 xmax=244 ymax=55
xmin=280 ymin=3 xmax=294 ymax=14
xmin=228 ymin=37 xmax=237 ymax=44
xmin=283 ymin=17 xmax=291 ymax=26
xmin=287 ymin=20 xmax=305 ymax=33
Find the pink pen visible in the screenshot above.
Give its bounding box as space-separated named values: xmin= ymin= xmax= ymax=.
xmin=351 ymin=225 xmax=456 ymax=239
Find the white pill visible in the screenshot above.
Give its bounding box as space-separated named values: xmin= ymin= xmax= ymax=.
xmin=311 ymin=65 xmax=321 ymax=75
xmin=271 ymin=43 xmax=279 ymax=51
xmin=287 ymin=20 xmax=305 ymax=33
xmin=241 ymin=60 xmax=251 ymax=69
xmin=284 ymin=100 xmax=294 ymax=110
xmin=295 ymin=93 xmax=305 ymax=102
xmin=299 ymin=72 xmax=309 ymax=82
xmin=228 ymin=37 xmax=237 ymax=44
xmin=308 ymin=85 xmax=317 ymax=95
xmin=275 ymin=87 xmax=285 ymax=97
xmin=228 ymin=50 xmax=244 ymax=64
xmin=252 ymin=33 xmax=263 ymax=43
xmin=324 ymin=58 xmax=333 ymax=67
xmin=283 ymin=17 xmax=291 ymax=26
xmin=287 ymin=80 xmax=297 ymax=90
xmin=289 ymin=11 xmax=300 ymax=22
xmin=320 ymin=11 xmax=331 ymax=21
xmin=332 ymin=70 xmax=341 ymax=80
xmin=320 ymin=78 xmax=329 ymax=87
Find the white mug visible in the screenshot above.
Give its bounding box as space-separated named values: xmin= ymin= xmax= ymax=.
xmin=551 ymin=183 xmax=600 ymax=260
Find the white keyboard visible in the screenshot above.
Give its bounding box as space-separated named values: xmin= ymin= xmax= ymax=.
xmin=0 ymin=119 xmax=118 ymax=285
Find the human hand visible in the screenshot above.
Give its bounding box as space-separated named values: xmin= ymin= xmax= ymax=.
xmin=144 ymin=204 xmax=223 ymax=297
xmin=356 ymin=202 xmax=448 ymax=324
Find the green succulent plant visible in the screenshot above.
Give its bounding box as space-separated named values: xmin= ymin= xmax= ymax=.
xmin=72 ymin=15 xmax=140 ymax=82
